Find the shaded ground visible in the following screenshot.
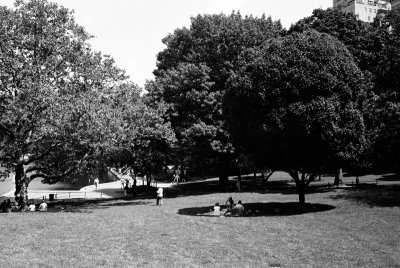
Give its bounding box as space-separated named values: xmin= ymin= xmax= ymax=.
xmin=330 ymin=184 xmax=400 ymax=207
xmin=178 ymin=202 xmax=335 ymax=217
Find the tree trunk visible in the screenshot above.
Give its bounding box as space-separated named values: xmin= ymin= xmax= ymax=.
xmin=262 ymin=170 xmax=274 ymax=187
xmin=236 ymin=174 xmax=242 ymax=192
xmin=14 ymin=163 xmax=29 ymax=209
xmin=218 ymin=155 xmax=230 ymax=188
xmin=298 ymin=184 xmax=306 ymax=205
xmin=334 ymin=168 xmax=343 ymax=186
xmin=289 ymin=170 xmax=306 ymax=205
xmin=146 ymin=174 xmax=151 ymax=187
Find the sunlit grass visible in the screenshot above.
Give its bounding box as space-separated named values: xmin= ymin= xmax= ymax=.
xmin=1 ymin=178 xmax=400 ymax=267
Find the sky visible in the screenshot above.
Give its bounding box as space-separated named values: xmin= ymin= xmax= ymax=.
xmin=2 ymin=0 xmax=332 ymax=88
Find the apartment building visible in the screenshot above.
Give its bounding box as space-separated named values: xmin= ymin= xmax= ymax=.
xmin=333 ymin=0 xmax=391 ymax=22
xmin=390 ymin=0 xmax=400 ymax=9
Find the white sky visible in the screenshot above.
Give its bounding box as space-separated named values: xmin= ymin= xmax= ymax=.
xmin=1 ymin=0 xmax=332 ymax=88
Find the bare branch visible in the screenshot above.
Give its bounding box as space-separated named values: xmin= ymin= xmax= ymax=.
xmin=0 ymin=123 xmax=15 ymax=139
xmin=28 ymin=151 xmax=91 ymax=183
xmin=23 ymin=142 xmax=62 ymax=165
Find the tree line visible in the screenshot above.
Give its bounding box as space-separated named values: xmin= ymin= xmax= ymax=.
xmin=1 ymin=0 xmax=400 ymax=205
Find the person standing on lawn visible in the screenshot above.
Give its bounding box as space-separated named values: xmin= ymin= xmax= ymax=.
xmin=94 ymin=178 xmax=99 ymax=190
xmin=156 ymin=187 xmax=163 ymax=206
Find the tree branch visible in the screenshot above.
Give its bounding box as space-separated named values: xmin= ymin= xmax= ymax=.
xmin=23 ymin=142 xmax=62 ymax=165
xmin=0 ymin=123 xmax=15 ymax=139
xmin=28 ymin=151 xmax=91 ymax=183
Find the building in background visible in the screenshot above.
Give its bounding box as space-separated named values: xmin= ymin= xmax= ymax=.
xmin=390 ymin=0 xmax=400 ymax=9
xmin=333 ymin=0 xmax=391 ymax=22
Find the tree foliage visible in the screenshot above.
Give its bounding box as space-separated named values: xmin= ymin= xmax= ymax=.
xmin=0 ymin=0 xmax=126 ymax=205
xmin=106 ymin=83 xmax=176 ymax=178
xmin=147 ymin=12 xmax=283 ymax=183
xmin=224 ymin=31 xmax=369 ymax=203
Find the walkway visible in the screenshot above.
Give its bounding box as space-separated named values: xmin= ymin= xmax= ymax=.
xmin=0 ymin=175 xmax=174 ymax=202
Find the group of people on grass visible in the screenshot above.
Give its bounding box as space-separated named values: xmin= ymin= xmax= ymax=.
xmin=1 ymin=198 xmax=47 ymax=213
xmin=121 ymin=177 xmax=137 ymax=197
xmin=213 ymin=197 xmax=245 ymax=217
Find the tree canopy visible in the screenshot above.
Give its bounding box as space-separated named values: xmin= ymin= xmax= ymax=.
xmin=224 ymin=30 xmax=369 ymax=203
xmin=0 ymin=0 xmax=126 ymax=205
xmin=147 ymin=12 xmax=283 ymax=184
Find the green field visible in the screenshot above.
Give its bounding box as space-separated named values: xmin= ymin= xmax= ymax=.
xmin=1 ymin=176 xmax=400 ymax=267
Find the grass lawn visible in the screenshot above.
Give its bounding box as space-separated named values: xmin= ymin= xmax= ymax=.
xmin=1 ymin=175 xmax=400 ymax=267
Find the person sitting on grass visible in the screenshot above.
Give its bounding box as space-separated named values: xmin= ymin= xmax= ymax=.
xmin=6 ymin=199 xmax=12 ymax=212
xmin=213 ymin=202 xmax=221 ymax=216
xmin=224 ymin=197 xmax=235 ymax=216
xmin=28 ymin=202 xmax=36 ymax=212
xmin=39 ymin=200 xmax=47 ymax=212
xmin=234 ymin=200 xmax=245 ymax=216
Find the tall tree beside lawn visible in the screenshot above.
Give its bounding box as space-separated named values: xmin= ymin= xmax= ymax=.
xmin=147 ymin=12 xmax=282 ymax=185
xmin=289 ymin=8 xmax=388 ymax=183
xmin=224 ymin=31 xmax=369 ymax=204
xmin=0 ymin=0 xmax=126 ymax=206
xmin=106 ymin=83 xmax=176 ymax=182
xmin=371 ymin=8 xmax=400 ymax=172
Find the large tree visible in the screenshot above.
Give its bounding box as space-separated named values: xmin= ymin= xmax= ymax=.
xmin=224 ymin=31 xmax=369 ymax=204
xmin=0 ymin=0 xmax=126 ymax=206
xmin=147 ymin=12 xmax=283 ymax=185
xmin=106 ymin=83 xmax=176 ymax=183
xmin=370 ymin=8 xmax=400 ymax=172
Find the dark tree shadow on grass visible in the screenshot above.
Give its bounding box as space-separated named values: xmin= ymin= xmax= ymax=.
xmin=330 ymin=185 xmax=400 ymax=207
xmin=178 ymin=202 xmax=335 ymax=217
xmin=164 ymin=178 xmax=335 ymax=199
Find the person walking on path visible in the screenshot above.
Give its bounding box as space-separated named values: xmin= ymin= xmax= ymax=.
xmin=94 ymin=178 xmax=99 ymax=190
xmin=156 ymin=187 xmax=163 ymax=206
xmin=120 ymin=177 xmax=125 ymax=189
xmin=124 ymin=184 xmax=129 ymax=198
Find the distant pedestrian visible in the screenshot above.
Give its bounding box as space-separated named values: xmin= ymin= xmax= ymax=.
xmin=120 ymin=177 xmax=125 ymax=189
xmin=94 ymin=178 xmax=99 ymax=190
xmin=124 ymin=184 xmax=129 ymax=198
xmin=156 ymin=187 xmax=163 ymax=206
xmin=173 ymin=173 xmax=179 ymax=185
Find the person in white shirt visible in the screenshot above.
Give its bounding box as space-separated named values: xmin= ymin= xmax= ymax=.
xmin=39 ymin=201 xmax=47 ymax=212
xmin=213 ymin=202 xmax=221 ymax=216
xmin=28 ymin=203 xmax=36 ymax=212
xmin=94 ymin=178 xmax=99 ymax=190
xmin=156 ymin=187 xmax=163 ymax=206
